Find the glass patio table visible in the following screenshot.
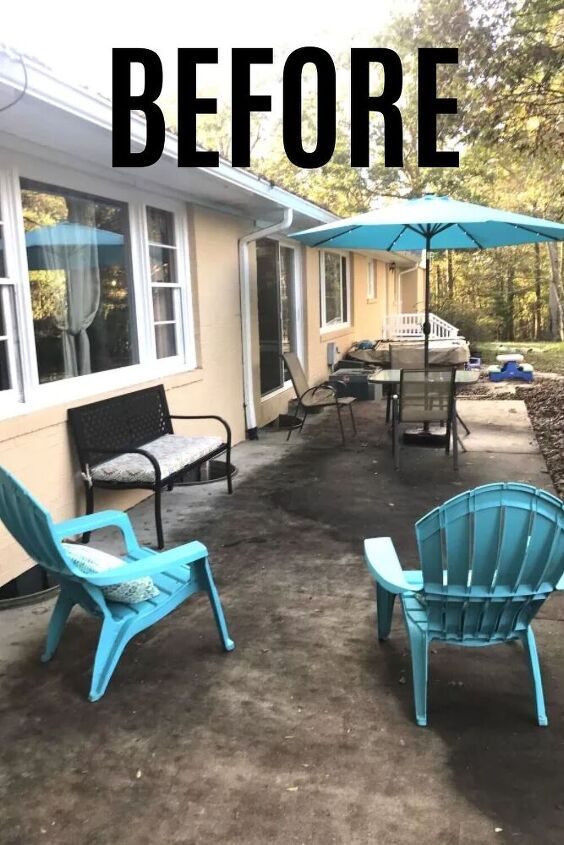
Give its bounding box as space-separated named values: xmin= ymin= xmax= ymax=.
xmin=368 ymin=368 xmax=479 ymax=438
xmin=368 ymin=369 xmax=479 ymax=387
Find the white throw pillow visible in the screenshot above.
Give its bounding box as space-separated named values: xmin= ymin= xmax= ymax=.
xmin=63 ymin=543 xmax=159 ymax=605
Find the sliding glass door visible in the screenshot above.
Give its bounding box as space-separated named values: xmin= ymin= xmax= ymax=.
xmin=256 ymin=238 xmax=299 ymax=396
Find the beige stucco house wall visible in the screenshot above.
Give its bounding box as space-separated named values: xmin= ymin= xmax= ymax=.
xmin=0 ymin=203 xmax=251 ymax=586
xmin=0 ymin=55 xmax=427 ymax=589
xmin=398 ymin=268 xmax=424 ymax=312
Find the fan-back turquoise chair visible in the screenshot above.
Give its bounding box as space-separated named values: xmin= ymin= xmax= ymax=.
xmin=364 ymin=483 xmax=564 ymax=726
xmin=0 ymin=466 xmax=234 ymax=701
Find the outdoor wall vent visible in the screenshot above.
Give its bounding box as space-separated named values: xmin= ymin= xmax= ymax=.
xmin=327 ymin=342 xmax=340 ymax=368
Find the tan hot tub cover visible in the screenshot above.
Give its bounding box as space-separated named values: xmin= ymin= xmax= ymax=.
xmin=347 ymin=339 xmax=470 ymax=367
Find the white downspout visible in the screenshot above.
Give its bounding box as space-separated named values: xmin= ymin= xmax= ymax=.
xmin=238 ymin=208 xmax=293 ymax=439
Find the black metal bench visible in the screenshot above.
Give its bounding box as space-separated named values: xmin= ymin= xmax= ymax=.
xmin=68 ymin=385 xmax=232 ymax=548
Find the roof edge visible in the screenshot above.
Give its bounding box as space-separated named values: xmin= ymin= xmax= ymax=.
xmin=0 ymin=47 xmax=338 ymax=225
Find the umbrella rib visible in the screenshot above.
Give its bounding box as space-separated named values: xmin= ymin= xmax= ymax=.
xmin=432 ymin=223 xmax=454 ymax=237
xmin=508 ymin=223 xmax=561 ymax=242
xmin=403 ymin=223 xmax=454 ymax=242
xmin=310 ymin=224 xmax=362 ymax=247
xmin=386 ymin=225 xmax=408 ymax=251
xmin=456 ymin=224 xmax=484 ymax=249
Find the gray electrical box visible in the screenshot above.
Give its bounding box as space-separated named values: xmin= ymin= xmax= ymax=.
xmin=329 ymin=369 xmax=382 ymax=401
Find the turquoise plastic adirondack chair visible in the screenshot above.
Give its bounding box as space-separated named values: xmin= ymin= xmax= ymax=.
xmin=364 ymin=483 xmax=564 ymax=726
xmin=0 ymin=466 xmax=234 ymax=701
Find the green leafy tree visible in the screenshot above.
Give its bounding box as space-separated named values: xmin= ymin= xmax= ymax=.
xmin=181 ymin=0 xmax=563 ymax=340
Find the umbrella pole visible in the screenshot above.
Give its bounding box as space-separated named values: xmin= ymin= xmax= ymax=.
xmin=422 ymin=233 xmax=431 ymax=433
xmin=405 ymin=232 xmax=449 ymax=446
xmin=423 ymin=232 xmax=431 ymax=369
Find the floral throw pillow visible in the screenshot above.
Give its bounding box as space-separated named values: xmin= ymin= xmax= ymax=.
xmin=63 ymin=543 xmax=159 ymax=605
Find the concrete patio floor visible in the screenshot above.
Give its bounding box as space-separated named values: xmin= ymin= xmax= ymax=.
xmin=1 ymin=399 xmax=563 ymax=845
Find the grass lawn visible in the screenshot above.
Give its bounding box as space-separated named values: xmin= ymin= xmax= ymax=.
xmin=477 ymin=341 xmax=564 ymax=375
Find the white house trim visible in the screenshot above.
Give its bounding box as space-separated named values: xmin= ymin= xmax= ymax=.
xmin=239 ymin=210 xmax=293 ymax=435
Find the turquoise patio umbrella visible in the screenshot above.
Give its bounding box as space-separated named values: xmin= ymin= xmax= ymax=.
xmin=292 ymin=194 xmax=564 ymax=367
xmin=24 ymin=222 xmax=124 ymax=270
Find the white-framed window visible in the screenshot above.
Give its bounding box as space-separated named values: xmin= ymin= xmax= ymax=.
xmin=367 ymin=258 xmax=377 ymax=301
xmin=0 ymin=162 xmax=196 ymax=418
xmin=0 ymin=185 xmax=22 ymax=403
xmin=0 ymin=277 xmax=22 ymax=405
xmin=320 ymin=251 xmax=349 ymax=331
xmin=147 ymin=206 xmax=184 ymax=360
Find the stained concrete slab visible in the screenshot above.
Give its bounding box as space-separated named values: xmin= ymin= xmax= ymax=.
xmin=458 ymin=399 xmax=540 ymax=453
xmin=0 ymin=400 xmax=562 ymax=845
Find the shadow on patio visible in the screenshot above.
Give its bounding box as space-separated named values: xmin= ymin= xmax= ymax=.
xmin=1 ymin=400 xmax=563 ymax=845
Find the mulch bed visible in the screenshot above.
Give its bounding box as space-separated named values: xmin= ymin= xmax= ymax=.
xmin=516 ymin=380 xmax=564 ymax=499
xmin=459 ymin=374 xmax=564 ymax=499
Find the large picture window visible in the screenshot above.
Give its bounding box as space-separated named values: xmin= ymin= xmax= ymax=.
xmin=20 ymin=179 xmax=138 ymax=384
xmin=0 ymin=168 xmax=195 ymax=418
xmin=320 ymin=252 xmax=349 ymax=329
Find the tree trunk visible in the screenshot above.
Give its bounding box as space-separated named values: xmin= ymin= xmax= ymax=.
xmin=435 ymin=263 xmax=443 ymax=302
xmin=547 ymin=242 xmax=564 ymax=341
xmin=67 ymin=197 xmax=95 ymax=225
xmin=534 ymin=242 xmax=542 ymax=339
xmin=447 ymin=250 xmax=454 ymax=299
xmin=506 ymin=268 xmax=515 ymax=339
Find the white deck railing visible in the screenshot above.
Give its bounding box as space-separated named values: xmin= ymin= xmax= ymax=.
xmin=383 ymin=312 xmax=459 ymax=340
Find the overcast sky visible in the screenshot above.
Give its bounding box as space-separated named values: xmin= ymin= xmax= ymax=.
xmin=4 ymin=0 xmax=413 ymax=102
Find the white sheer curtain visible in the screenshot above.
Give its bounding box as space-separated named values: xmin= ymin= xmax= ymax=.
xmin=40 ymin=225 xmax=101 ymax=377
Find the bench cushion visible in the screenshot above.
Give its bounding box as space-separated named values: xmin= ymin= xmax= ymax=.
xmin=90 ymin=434 xmax=223 ymax=484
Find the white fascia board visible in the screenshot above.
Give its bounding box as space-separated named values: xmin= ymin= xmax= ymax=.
xmin=0 ymin=51 xmax=337 ymax=226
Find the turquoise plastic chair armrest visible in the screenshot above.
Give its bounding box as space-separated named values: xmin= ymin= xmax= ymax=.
xmin=364 ymin=537 xmax=421 ymax=595
xmin=54 ymin=510 xmax=141 ymax=555
xmin=83 ymin=541 xmax=209 ymax=586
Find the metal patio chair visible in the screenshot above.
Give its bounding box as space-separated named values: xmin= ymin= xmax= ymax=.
xmin=0 ymin=465 xmax=234 ymax=701
xmin=282 ymin=352 xmax=356 ymax=445
xmin=385 ymin=343 xmax=426 ymax=423
xmin=391 ymin=368 xmax=457 ymax=470
xmin=386 ymin=346 xmax=471 ymax=438
xmin=364 ymin=483 xmax=564 ymax=726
